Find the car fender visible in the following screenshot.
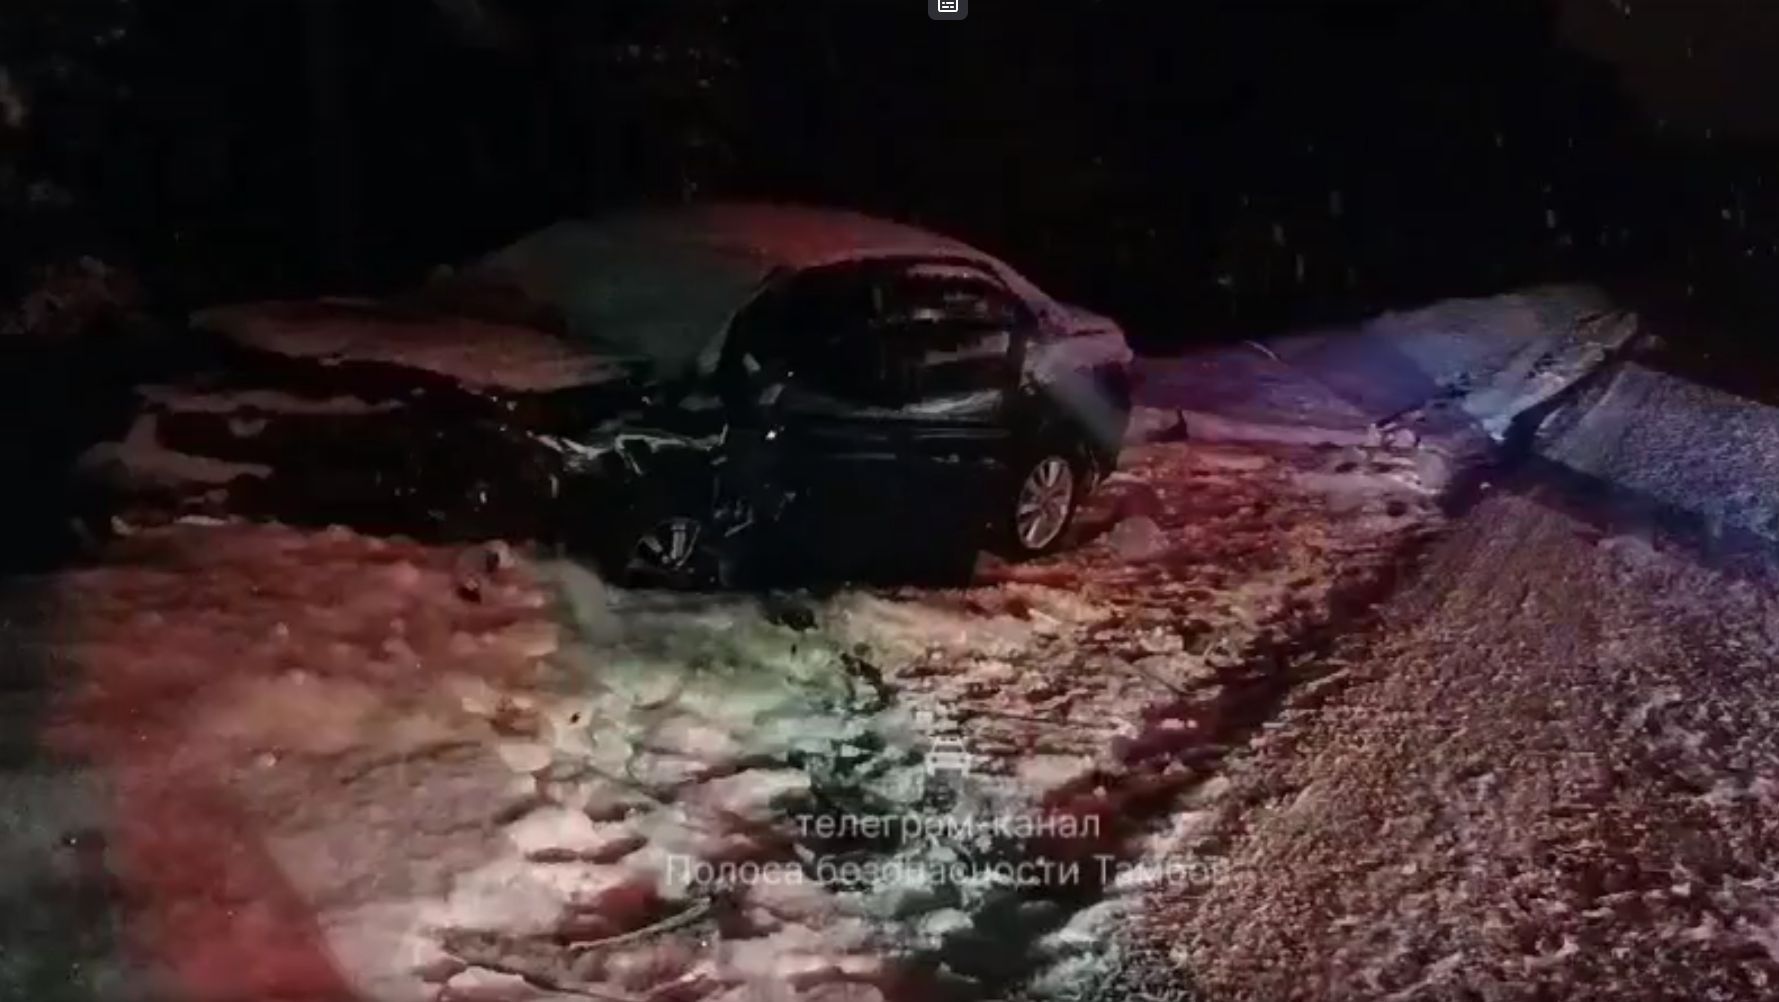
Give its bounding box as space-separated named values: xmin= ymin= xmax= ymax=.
xmin=1021 ymin=324 xmax=1134 ymax=467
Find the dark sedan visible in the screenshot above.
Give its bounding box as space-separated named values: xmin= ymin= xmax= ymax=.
xmin=90 ymin=204 xmax=1134 ymax=585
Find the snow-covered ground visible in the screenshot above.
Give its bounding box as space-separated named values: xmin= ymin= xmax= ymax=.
xmin=1149 ymin=354 xmax=1779 ymax=1001
xmin=1 ymin=285 xmax=1651 ymax=1002
xmin=2 ymin=425 xmax=1440 ymax=1002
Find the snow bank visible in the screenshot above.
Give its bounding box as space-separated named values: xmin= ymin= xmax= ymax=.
xmin=1144 ymin=286 xmax=1633 ymax=451
xmin=1541 ymin=361 xmax=1779 ymax=549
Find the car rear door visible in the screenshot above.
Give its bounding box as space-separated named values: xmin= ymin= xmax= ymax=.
xmin=863 ymin=259 xmax=1030 ymax=533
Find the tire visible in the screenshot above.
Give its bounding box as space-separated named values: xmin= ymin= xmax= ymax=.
xmin=585 ymin=473 xmax=728 ymax=589
xmin=997 ymin=446 xmax=1086 ymax=558
xmin=600 ymin=507 xmax=725 ymax=589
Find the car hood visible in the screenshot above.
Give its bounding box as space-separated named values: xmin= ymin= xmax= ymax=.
xmin=193 ymin=297 xmax=650 ymax=395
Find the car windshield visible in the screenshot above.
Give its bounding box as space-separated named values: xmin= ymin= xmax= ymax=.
xmin=423 ymin=221 xmax=775 ymax=376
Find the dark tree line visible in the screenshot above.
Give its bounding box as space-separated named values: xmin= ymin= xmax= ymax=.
xmin=0 ymin=0 xmax=1771 ymax=349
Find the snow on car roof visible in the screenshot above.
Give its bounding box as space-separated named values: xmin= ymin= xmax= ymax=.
xmin=633 ymin=202 xmax=1052 ymax=304
xmin=630 ymin=202 xmax=994 ymax=269
xmin=478 ymin=203 xmax=1049 ymax=376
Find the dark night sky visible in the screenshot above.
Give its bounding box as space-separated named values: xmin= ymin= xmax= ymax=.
xmin=1561 ymin=0 xmax=1779 ymax=138
xmin=10 ymin=0 xmax=1779 ymax=343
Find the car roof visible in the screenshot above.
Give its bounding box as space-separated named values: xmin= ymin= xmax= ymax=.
xmin=650 ymin=201 xmax=1054 ymax=308
xmin=619 ymin=202 xmax=998 ymax=271
xmin=478 ymin=203 xmax=1054 ymax=377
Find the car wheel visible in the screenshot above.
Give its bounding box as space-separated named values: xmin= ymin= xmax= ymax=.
xmin=614 ymin=513 xmax=720 ymax=588
xmin=1000 ymin=449 xmax=1083 ymax=558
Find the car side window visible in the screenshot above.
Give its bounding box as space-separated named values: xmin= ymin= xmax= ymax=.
xmin=732 ymin=265 xmax=893 ymax=405
xmin=880 ymin=262 xmax=1031 ymax=332
xmin=874 ymin=263 xmax=1026 ymax=403
xmin=730 ymin=260 xmax=1025 ymax=411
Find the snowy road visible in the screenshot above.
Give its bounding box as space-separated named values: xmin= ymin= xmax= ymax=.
xmin=1159 ymin=357 xmax=1779 ymax=1000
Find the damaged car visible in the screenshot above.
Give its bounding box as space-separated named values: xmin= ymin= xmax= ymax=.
xmin=85 ymin=204 xmax=1134 ymax=584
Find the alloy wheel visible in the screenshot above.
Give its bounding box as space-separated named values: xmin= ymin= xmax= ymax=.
xmin=1015 ymin=456 xmax=1076 ymax=551
xmin=632 ymin=516 xmax=703 ymax=572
